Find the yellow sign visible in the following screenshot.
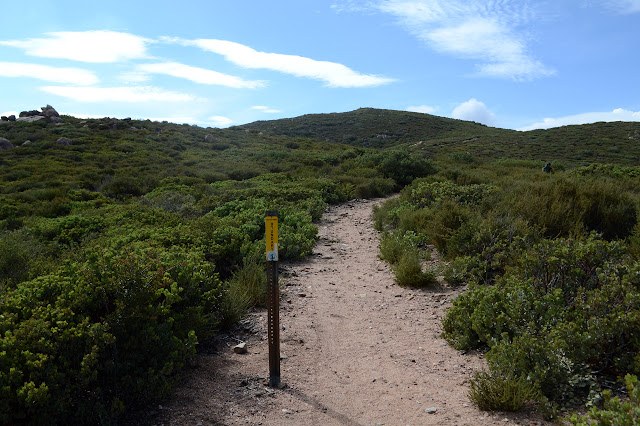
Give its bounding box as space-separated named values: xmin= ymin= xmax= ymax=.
xmin=266 ymin=214 xmax=278 ymax=261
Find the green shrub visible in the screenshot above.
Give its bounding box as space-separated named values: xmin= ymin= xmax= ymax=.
xmin=0 ymin=230 xmax=52 ymax=289
xmin=506 ymin=177 xmax=637 ymax=240
xmin=469 ymin=370 xmax=540 ymax=412
xmin=392 ymin=251 xmax=436 ymax=288
xmin=443 ymin=255 xmax=484 ymax=286
xmin=379 ymin=231 xmax=419 ymax=265
xmin=443 ymin=234 xmax=640 ymax=403
xmin=0 ymin=247 xmax=222 ymax=424
xmin=425 ymin=201 xmax=473 ymax=257
xmin=570 ymin=374 xmax=640 ymax=425
xmin=219 ymin=258 xmax=267 ymax=327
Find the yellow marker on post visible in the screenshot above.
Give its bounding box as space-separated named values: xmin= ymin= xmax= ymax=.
xmin=265 ymin=212 xmax=279 ymax=262
xmin=265 ymin=210 xmax=280 ymax=387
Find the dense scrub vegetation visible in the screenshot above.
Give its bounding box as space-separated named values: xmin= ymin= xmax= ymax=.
xmin=244 ymin=108 xmax=640 ymax=166
xmin=3 ymin=108 xmax=640 ymax=423
xmin=374 ymin=158 xmax=640 ymax=417
xmin=0 ymin=114 xmax=434 ymax=423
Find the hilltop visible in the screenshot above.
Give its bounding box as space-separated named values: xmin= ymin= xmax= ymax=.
xmin=238 ymin=107 xmax=512 ymax=148
xmin=239 ymin=107 xmax=640 ymax=167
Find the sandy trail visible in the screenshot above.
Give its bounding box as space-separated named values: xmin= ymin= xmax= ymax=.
xmin=148 ymin=198 xmax=547 ymax=426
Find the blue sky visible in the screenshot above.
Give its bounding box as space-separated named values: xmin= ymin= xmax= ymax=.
xmin=1 ymin=0 xmax=639 ymax=130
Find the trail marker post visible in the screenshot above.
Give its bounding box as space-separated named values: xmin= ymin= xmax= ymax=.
xmin=265 ymin=210 xmax=280 ymax=387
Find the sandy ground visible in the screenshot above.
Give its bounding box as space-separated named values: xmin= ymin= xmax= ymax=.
xmin=143 ymin=198 xmax=549 ymax=426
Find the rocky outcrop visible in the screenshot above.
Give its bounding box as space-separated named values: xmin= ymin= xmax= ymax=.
xmin=0 ymin=137 xmax=14 ymax=150
xmin=16 ymin=116 xmax=46 ymax=123
xmin=0 ymin=115 xmax=16 ymax=122
xmin=16 ymin=105 xmax=62 ymax=123
xmin=204 ymin=134 xmax=216 ymax=143
xmin=56 ymin=137 xmax=72 ymax=146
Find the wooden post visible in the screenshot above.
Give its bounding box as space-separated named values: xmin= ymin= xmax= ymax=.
xmin=265 ymin=211 xmax=280 ymax=387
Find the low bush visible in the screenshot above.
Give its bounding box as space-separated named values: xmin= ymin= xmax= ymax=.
xmin=469 ymin=370 xmax=540 ymax=412
xmin=570 ymin=374 xmax=640 ymax=425
xmin=443 ymin=234 xmax=640 ymax=403
xmin=0 ymin=246 xmax=222 ymax=424
xmin=219 ymin=258 xmax=267 ymax=327
xmin=392 ymin=251 xmax=436 ymax=288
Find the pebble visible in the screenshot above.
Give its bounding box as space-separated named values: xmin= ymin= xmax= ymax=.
xmin=233 ymin=342 xmax=248 ymax=354
xmin=426 ymin=407 xmax=437 ymax=414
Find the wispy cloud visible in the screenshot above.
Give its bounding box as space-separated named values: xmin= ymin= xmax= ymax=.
xmin=347 ymin=0 xmax=553 ymax=80
xmin=406 ymin=104 xmax=437 ymax=114
xmin=136 ymin=62 xmax=264 ymax=88
xmin=0 ymin=61 xmax=98 ymax=85
xmin=597 ymin=0 xmax=640 ymax=14
xmin=40 ymin=86 xmax=198 ymax=103
xmin=208 ymin=116 xmax=234 ymax=127
xmin=251 ymin=105 xmax=281 ymax=113
xmin=166 ymin=37 xmax=395 ymax=88
xmin=0 ymin=30 xmax=151 ymax=63
xmin=451 ymin=98 xmax=496 ymax=126
xmin=519 ymin=108 xmax=640 ymax=131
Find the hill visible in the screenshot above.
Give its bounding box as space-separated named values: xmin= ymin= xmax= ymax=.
xmin=240 ymin=108 xmax=640 ymax=167
xmin=238 ymin=107 xmax=512 ymax=148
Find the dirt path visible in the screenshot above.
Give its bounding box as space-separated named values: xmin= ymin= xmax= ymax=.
xmin=148 ymin=198 xmax=547 ymax=425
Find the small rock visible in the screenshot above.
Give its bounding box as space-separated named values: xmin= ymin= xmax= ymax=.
xmin=56 ymin=137 xmax=72 ymax=146
xmin=282 ymin=409 xmax=293 ymax=415
xmin=298 ymin=293 xmax=307 ymax=297
xmin=233 ymin=342 xmax=248 ymax=354
xmin=426 ymin=407 xmax=437 ymax=414
xmin=0 ymin=137 xmax=14 ymax=150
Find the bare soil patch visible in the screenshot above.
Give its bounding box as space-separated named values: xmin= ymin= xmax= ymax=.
xmin=143 ymin=198 xmax=549 ymax=425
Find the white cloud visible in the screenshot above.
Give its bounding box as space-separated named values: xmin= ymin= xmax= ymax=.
xmin=406 ymin=104 xmax=437 ymax=114
xmin=40 ymin=86 xmax=198 ymax=103
xmin=0 ymin=30 xmax=151 ymax=63
xmin=367 ymin=0 xmax=554 ymax=80
xmin=136 ymin=62 xmax=264 ymax=88
xmin=169 ymin=37 xmax=395 ymax=88
xmin=208 ymin=116 xmax=234 ymax=127
xmin=0 ymin=61 xmax=98 ymax=85
xmin=451 ymin=98 xmax=496 ymax=125
xmin=118 ymin=71 xmax=151 ymax=84
xmin=598 ymin=0 xmax=640 ymax=14
xmin=1 ymin=111 xmax=18 ymax=117
xmin=519 ymin=108 xmax=640 ymax=131
xmin=251 ymin=105 xmax=281 ymax=113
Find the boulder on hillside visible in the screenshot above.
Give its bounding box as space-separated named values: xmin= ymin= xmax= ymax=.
xmin=16 ymin=116 xmax=45 ymax=123
xmin=0 ymin=137 xmax=14 ymax=150
xmin=56 ymin=137 xmax=72 ymax=146
xmin=8 ymin=115 xmax=16 ymax=122
xmin=42 ymin=105 xmax=59 ymax=118
xmin=204 ymin=134 xmax=216 ymax=143
xmin=19 ymin=110 xmax=40 ymax=117
xmin=16 ymin=105 xmax=63 ymax=123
